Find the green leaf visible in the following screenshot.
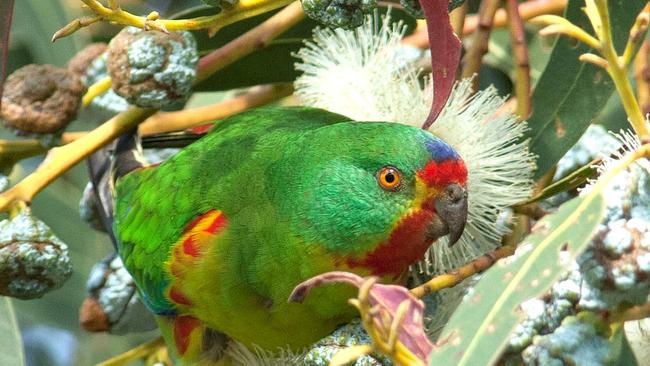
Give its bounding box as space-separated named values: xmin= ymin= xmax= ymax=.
xmin=524 ymin=0 xmax=645 ymax=179
xmin=10 ymin=0 xmax=85 ymax=67
xmin=194 ymin=6 xmax=416 ymax=91
xmin=483 ymin=26 xmax=553 ymax=87
xmin=514 ymin=158 xmax=599 ymax=206
xmin=0 ymin=297 xmax=25 ymax=366
xmin=430 ymin=192 xmax=606 ymax=366
xmin=152 ymin=0 xmax=206 ymax=17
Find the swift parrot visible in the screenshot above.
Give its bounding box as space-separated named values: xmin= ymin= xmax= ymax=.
xmin=104 ymin=106 xmax=468 ymax=364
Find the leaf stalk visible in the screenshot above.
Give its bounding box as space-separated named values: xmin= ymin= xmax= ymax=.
xmin=593 ymin=0 xmax=649 ymax=138
xmin=56 ymin=0 xmax=295 ymax=39
xmin=505 ymin=0 xmax=531 ymax=120
xmin=461 ymin=0 xmax=500 ymax=92
xmin=82 ymin=75 xmax=112 ymax=106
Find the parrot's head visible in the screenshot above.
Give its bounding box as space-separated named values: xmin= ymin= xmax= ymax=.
xmin=274 ymin=121 xmax=468 ymax=278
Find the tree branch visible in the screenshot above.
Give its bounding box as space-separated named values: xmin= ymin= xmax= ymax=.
xmin=403 ymin=0 xmax=567 ymax=49
xmin=461 ymin=0 xmax=501 ymax=92
xmin=506 ymin=0 xmax=531 ymax=120
xmin=410 ymin=245 xmax=515 ymax=298
xmin=0 ymin=2 xmax=305 ymax=212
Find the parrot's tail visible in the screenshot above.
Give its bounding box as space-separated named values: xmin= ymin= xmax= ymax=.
xmin=86 ymin=128 xmax=147 ymax=247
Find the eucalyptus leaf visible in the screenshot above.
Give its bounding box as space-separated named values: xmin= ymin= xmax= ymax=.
xmin=430 ymin=193 xmax=606 ymax=366
xmin=514 ymin=158 xmax=598 ymax=206
xmin=0 ymin=297 xmax=26 ymax=366
xmin=483 ymin=26 xmax=553 ymax=87
xmin=524 ymin=0 xmax=644 ymax=179
xmin=10 ymin=0 xmax=85 ymax=67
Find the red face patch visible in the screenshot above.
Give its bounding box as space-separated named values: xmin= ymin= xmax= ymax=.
xmin=417 ymin=159 xmax=467 ymax=187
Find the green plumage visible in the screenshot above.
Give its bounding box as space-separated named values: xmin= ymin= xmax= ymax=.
xmin=115 ymin=107 xmax=352 ymax=315
xmin=113 ymin=106 xmax=463 ymax=360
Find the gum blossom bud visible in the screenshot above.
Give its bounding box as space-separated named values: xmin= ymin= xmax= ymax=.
xmin=107 ymin=27 xmax=199 ymax=108
xmin=0 ymin=207 xmax=72 ymax=299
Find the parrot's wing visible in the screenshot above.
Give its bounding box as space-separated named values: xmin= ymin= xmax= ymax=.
xmin=115 ymin=162 xmax=232 ymax=315
xmin=113 ymin=106 xmax=352 ymax=315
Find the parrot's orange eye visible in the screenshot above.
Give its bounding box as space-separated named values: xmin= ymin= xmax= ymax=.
xmin=377 ymin=166 xmax=401 ymax=190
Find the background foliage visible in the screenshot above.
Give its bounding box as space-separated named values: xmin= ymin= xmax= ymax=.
xmin=3 ymin=0 xmax=650 ymax=365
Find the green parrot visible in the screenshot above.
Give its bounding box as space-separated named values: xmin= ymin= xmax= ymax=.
xmin=108 ymin=106 xmax=468 ymax=364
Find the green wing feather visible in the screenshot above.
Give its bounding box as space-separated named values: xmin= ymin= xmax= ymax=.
xmin=113 ymin=106 xmax=350 ymax=314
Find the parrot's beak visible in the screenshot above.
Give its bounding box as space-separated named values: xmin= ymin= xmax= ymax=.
xmin=433 ymin=183 xmax=468 ymax=246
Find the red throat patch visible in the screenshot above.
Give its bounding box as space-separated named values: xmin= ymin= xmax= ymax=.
xmin=345 ymin=209 xmax=436 ymax=277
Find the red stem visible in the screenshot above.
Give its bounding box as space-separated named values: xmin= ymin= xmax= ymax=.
xmin=0 ymin=0 xmax=15 ymax=111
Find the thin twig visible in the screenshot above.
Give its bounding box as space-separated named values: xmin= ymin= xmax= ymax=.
xmin=0 ymin=0 xmax=15 ymax=111
xmin=609 ymin=301 xmax=650 ymax=323
xmin=82 ymin=76 xmax=111 ymax=106
xmin=0 ymin=139 xmax=47 ymax=160
xmin=0 ymin=139 xmax=48 ymax=173
xmin=634 ymin=39 xmax=650 ymax=116
xmin=512 ymin=203 xmax=546 ymax=220
xmin=0 ymin=3 xmax=305 ymax=212
xmin=96 ymin=337 xmax=165 ymax=366
xmin=464 ymin=0 xmax=567 ymax=36
xmin=505 ymin=0 xmax=531 ymax=120
xmin=68 ymin=83 xmax=294 ymax=143
xmin=532 ymin=15 xmax=601 ymax=49
xmin=140 ymin=83 xmax=294 ymax=135
xmin=621 ymin=3 xmax=650 ymax=69
xmin=594 ymin=0 xmax=649 ymax=138
xmin=410 ymin=245 xmax=516 ymax=298
xmin=594 ymin=143 xmax=650 ymax=190
xmin=461 ymin=0 xmax=501 ymax=92
xmin=0 ymin=107 xmax=156 ymax=212
xmin=579 ymin=52 xmax=609 ymax=68
xmin=196 ymin=2 xmax=305 ymax=82
xmin=403 ymin=0 xmax=567 ymax=48
xmin=56 ymin=0 xmax=294 ymax=39
xmin=22 ymin=83 xmax=294 ymax=149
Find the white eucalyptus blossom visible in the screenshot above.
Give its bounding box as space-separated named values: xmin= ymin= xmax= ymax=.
xmin=294 ymin=13 xmax=535 ymax=276
xmin=586 ymin=122 xmax=650 ymax=189
xmin=226 ymin=341 xmax=305 ymax=366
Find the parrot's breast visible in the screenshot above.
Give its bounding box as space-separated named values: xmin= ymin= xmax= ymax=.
xmin=344 ymin=207 xmax=436 ymax=276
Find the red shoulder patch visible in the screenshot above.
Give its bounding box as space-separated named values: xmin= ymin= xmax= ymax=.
xmin=166 ymin=210 xmax=228 ymax=308
xmin=173 ymin=315 xmax=202 ymax=356
xmin=176 ymin=210 xmax=228 ymax=259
